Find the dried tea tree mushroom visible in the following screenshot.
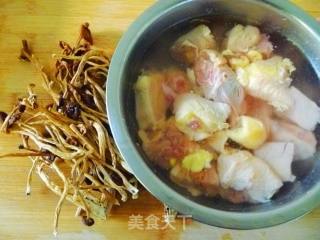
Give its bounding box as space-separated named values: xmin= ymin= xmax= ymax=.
xmin=0 ymin=23 xmax=139 ymax=235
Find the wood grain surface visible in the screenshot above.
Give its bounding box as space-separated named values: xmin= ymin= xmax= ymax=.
xmin=0 ymin=1 xmax=319 ymax=240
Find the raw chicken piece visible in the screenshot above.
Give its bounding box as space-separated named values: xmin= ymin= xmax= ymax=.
xmin=270 ymin=120 xmax=317 ymax=160
xmin=194 ymin=50 xmax=245 ymax=113
xmin=247 ymin=157 xmax=283 ymax=203
xmin=254 ymin=34 xmax=273 ymax=58
xmin=255 ymin=142 xmax=295 ymax=182
xmin=236 ymin=56 xmax=296 ymax=111
xmin=170 ymin=163 xmax=220 ymax=197
xmin=194 ymin=50 xmax=228 ymax=86
xmin=225 ymin=25 xmax=261 ymax=53
xmin=174 ymin=93 xmax=230 ymax=141
xmin=216 ymin=78 xmax=245 ymax=114
xmin=135 ymin=72 xmax=167 ymax=129
xmin=243 ymin=95 xmax=273 ymax=134
xmin=141 ymin=119 xmax=199 ymax=169
xmin=276 ymin=87 xmax=320 ymax=131
xmin=227 ymin=116 xmax=267 ymax=149
xmin=218 ymin=150 xmax=255 ymax=191
xmin=218 ymin=150 xmax=283 ymax=203
xmin=162 ymin=67 xmax=191 ymax=106
xmin=171 ymin=25 xmax=216 ymax=65
xmin=224 ymin=25 xmax=273 ymax=57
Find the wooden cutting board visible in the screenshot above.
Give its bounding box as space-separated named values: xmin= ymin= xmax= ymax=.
xmin=0 ymin=1 xmax=319 ymax=239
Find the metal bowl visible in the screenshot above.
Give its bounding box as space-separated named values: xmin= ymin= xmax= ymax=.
xmin=107 ymin=0 xmax=320 ymax=229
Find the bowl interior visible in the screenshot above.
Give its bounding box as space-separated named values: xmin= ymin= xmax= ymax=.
xmin=110 ymin=0 xmax=320 ymax=226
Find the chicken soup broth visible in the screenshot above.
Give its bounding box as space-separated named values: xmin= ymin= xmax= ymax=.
xmin=134 ymin=18 xmax=320 ymax=204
